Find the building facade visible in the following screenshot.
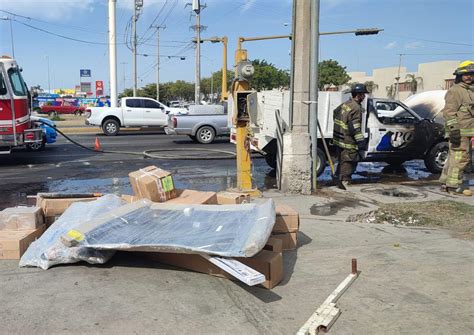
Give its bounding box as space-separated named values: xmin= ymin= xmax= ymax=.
xmin=347 ymin=60 xmax=459 ymax=100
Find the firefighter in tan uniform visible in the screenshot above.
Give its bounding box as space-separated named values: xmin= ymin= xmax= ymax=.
xmin=439 ymin=60 xmax=474 ymax=196
xmin=333 ymin=84 xmax=368 ymax=189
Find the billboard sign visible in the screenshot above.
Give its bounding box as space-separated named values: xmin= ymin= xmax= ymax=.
xmin=80 ymin=69 xmax=91 ymax=78
xmin=95 ymin=80 xmax=104 ymax=97
xmin=80 ymin=82 xmax=92 ymax=93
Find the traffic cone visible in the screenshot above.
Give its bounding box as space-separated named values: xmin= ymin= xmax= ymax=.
xmin=94 ymin=137 xmax=101 ymax=151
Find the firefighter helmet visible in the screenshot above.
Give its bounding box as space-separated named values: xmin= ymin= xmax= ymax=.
xmin=454 ymin=60 xmax=474 ymax=75
xmin=351 ymin=83 xmax=369 ymax=94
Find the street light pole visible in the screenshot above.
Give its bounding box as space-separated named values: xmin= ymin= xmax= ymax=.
xmin=1 ymin=17 xmax=14 ymax=58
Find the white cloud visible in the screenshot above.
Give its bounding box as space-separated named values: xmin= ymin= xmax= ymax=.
xmin=384 ymin=41 xmax=397 ymax=50
xmin=0 ymin=0 xmax=94 ymax=22
xmin=404 ymin=41 xmax=424 ymax=49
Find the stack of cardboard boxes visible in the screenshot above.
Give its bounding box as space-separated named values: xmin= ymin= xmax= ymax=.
xmin=0 ymin=165 xmax=300 ymax=290
xmin=0 ymin=207 xmax=45 ymax=259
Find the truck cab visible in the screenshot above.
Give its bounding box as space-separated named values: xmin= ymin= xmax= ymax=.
xmin=0 ymin=56 xmax=43 ymax=154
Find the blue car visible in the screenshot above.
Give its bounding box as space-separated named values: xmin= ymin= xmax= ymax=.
xmin=28 ymin=116 xmax=57 ymax=151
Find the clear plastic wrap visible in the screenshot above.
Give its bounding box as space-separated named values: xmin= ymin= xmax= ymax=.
xmin=19 ymin=194 xmax=124 ymax=270
xmin=63 ymin=199 xmax=276 ymax=258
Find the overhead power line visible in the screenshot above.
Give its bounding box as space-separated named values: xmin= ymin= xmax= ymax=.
xmin=13 ymin=18 xmax=126 ymax=45
xmin=385 ymin=33 xmax=473 ymax=47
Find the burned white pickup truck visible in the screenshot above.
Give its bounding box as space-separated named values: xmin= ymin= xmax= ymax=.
xmin=229 ymin=90 xmax=447 ymax=176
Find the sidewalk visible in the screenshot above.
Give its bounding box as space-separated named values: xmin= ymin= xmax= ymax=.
xmin=0 ymin=183 xmax=472 ymax=334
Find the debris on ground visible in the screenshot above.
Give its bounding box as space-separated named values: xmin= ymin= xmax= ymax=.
xmin=0 ymin=165 xmax=301 ymax=290
xmin=347 ymin=200 xmax=474 ymax=239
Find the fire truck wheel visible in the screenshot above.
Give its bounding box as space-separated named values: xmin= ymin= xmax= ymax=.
xmin=102 ymin=118 xmax=120 ymax=136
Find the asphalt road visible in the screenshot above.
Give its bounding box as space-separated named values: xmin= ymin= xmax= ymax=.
xmin=0 ymin=131 xmax=274 ymax=209
xmin=1 ymin=131 xmax=471 ymax=209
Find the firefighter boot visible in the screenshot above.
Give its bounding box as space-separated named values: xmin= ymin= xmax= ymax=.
xmin=447 ymin=187 xmax=472 ymax=196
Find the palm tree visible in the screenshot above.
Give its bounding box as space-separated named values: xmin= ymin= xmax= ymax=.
xmin=364 ymin=81 xmax=379 ymax=95
xmin=405 ymin=74 xmax=423 ymax=94
xmin=386 ymin=84 xmax=396 ymax=99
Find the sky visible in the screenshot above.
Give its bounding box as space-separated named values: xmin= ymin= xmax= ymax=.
xmin=0 ymin=0 xmax=473 ymax=95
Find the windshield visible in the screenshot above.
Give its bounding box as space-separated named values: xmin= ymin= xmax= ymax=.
xmin=0 ymin=71 xmax=7 ymax=95
xmin=8 ymin=67 xmax=28 ymax=96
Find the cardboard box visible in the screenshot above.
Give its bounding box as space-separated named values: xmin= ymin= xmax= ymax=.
xmin=274 ymin=205 xmax=300 ymax=233
xmin=45 ymin=216 xmax=57 ymax=229
xmin=129 ymin=166 xmax=177 ymax=202
xmin=0 ymin=206 xmax=44 ymax=231
xmin=263 ymin=237 xmax=283 ymax=253
xmin=145 ymin=250 xmax=283 ymax=289
xmin=36 ymin=196 xmax=99 ymax=217
xmin=216 ymin=191 xmax=251 ymax=205
xmin=166 ymin=189 xmax=217 ymax=205
xmin=0 ymin=226 xmax=45 ymax=260
xmin=271 ymin=232 xmax=298 ymax=250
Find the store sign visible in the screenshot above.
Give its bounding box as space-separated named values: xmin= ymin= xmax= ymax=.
xmin=80 ymin=69 xmax=91 ymax=78
xmin=80 ymin=82 xmax=92 ymax=93
xmin=95 ymin=80 xmax=104 ymax=97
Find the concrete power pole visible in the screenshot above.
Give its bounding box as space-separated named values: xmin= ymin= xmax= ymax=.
xmin=309 ymin=0 xmax=320 ymax=191
xmin=193 ymin=0 xmax=202 ymax=104
xmin=152 ymin=26 xmax=165 ymax=101
xmin=281 ymin=0 xmax=312 ymax=194
xmin=108 ymin=0 xmax=118 ymax=108
xmin=132 ymin=0 xmax=143 ymax=97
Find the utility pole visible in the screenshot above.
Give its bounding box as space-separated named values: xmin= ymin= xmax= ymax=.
xmin=152 ymin=25 xmax=165 ymax=101
xmin=0 ymin=17 xmax=14 ymax=58
xmin=281 ymin=0 xmax=312 ymax=194
xmin=132 ymin=0 xmax=143 ymax=97
xmin=189 ymin=0 xmax=206 ymax=104
xmin=395 ymin=53 xmax=403 ymax=99
xmin=108 ymin=0 xmax=118 ymax=108
xmin=309 ymin=0 xmax=320 ymax=191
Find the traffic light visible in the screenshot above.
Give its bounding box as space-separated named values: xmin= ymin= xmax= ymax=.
xmin=355 ymin=28 xmax=381 ymax=36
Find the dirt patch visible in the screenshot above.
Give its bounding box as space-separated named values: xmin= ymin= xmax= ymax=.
xmin=347 ymin=200 xmax=474 ymax=239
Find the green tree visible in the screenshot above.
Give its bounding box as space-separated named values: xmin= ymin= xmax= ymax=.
xmin=249 ymin=59 xmax=290 ymax=91
xmin=405 ymin=74 xmax=423 ymax=94
xmin=318 ymin=59 xmax=351 ymax=90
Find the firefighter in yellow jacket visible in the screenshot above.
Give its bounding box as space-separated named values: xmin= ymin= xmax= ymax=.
xmin=333 ymin=84 xmax=368 ymax=189
xmin=439 ymin=60 xmax=474 ymax=196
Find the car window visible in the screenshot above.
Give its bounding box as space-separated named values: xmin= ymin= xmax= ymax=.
xmin=0 ymin=72 xmax=7 ymax=95
xmin=125 ymin=99 xmax=142 ymax=108
xmin=375 ymin=101 xmax=417 ymax=123
xmin=143 ymin=99 xmax=162 ymax=109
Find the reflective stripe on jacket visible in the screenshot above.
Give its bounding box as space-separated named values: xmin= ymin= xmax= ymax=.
xmin=333 ymin=98 xmax=364 ymax=149
xmin=442 ymin=82 xmax=474 ymax=137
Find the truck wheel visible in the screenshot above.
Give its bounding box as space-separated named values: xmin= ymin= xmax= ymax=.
xmin=424 ymin=141 xmax=448 ymax=174
xmin=48 ymin=111 xmax=57 ymax=117
xmin=196 ymin=126 xmax=215 ymax=144
xmin=102 ymin=119 xmax=120 ymax=136
xmin=27 ymin=139 xmax=46 ymax=152
xmin=315 ymin=147 xmax=327 ymax=177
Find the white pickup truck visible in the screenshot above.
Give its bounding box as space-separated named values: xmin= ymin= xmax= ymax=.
xmin=85 ymin=97 xmax=186 ymax=136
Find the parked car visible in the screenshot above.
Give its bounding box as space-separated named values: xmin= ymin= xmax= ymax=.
xmin=40 ymin=101 xmax=85 ymax=116
xmin=27 ymin=116 xmax=57 ymax=151
xmin=85 ymin=97 xmax=187 ymax=136
xmin=165 ymin=104 xmax=229 ymax=144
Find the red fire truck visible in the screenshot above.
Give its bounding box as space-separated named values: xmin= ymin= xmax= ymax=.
xmin=0 ymin=56 xmax=43 ymax=154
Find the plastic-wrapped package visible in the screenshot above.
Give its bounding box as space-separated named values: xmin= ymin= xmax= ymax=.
xmin=62 ymin=199 xmax=276 ymax=258
xmin=19 ymin=195 xmax=124 ymax=270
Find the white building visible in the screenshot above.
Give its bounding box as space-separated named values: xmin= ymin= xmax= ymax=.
xmin=348 ymin=60 xmax=460 ymax=100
